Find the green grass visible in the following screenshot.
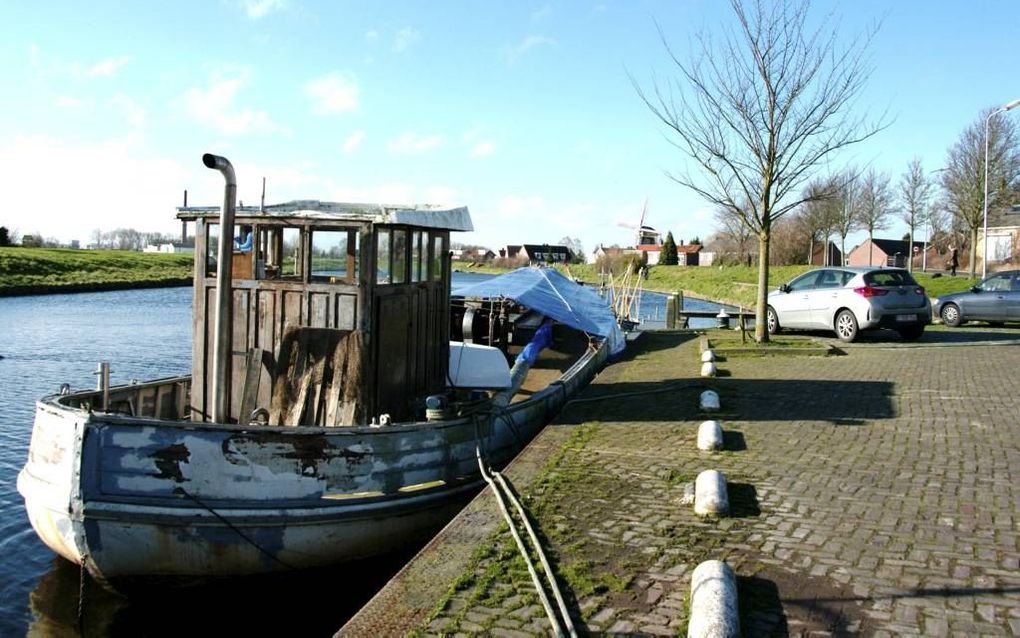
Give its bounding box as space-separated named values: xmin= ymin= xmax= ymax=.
xmin=0 ymin=247 xmax=193 ymax=292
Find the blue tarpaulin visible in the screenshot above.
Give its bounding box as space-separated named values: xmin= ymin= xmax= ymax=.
xmin=453 ymin=267 xmax=625 ymax=356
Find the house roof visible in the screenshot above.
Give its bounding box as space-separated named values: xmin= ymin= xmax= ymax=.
xmin=678 ymin=244 xmax=702 ymax=254
xmin=987 ymin=204 xmax=1020 ymax=228
xmin=864 ymin=238 xmax=925 ymax=256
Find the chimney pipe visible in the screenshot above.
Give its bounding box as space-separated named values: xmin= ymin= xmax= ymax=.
xmin=203 ymin=153 xmax=237 ymax=423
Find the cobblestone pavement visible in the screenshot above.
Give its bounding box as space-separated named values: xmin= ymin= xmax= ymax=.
xmin=344 ymin=331 xmax=1020 ymax=636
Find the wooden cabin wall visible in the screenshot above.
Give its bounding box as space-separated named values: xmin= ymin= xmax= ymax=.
xmin=192 ymin=281 xmax=362 ymax=423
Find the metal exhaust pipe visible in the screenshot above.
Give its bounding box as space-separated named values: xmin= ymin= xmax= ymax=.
xmin=203 ymin=153 xmax=236 ymax=423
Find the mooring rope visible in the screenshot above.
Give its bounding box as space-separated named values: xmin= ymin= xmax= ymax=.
xmin=473 ymin=418 xmax=577 ymax=637
xmin=177 ymin=487 xmax=298 ymax=571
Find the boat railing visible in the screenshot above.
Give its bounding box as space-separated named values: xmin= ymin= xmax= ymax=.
xmin=50 ymin=376 xmax=192 ymax=421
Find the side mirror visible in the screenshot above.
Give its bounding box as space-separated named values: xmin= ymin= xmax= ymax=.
xmin=971 ymin=286 xmax=981 ymax=293
xmin=779 ymin=283 xmax=790 ymax=293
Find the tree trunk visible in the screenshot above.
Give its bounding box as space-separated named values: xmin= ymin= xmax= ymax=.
xmin=755 ymin=232 xmax=771 ymax=343
xmin=969 ymin=226 xmax=979 ymax=277
xmin=868 ymin=231 xmax=874 ymax=266
xmin=907 ymin=224 xmax=914 ymax=272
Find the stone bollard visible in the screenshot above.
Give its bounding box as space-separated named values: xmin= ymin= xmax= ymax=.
xmin=697 ymin=420 xmax=724 ymax=451
xmin=687 ymin=560 xmax=740 ymax=638
xmin=701 ymin=349 xmax=715 ymax=362
xmin=700 ymin=361 xmax=717 ymax=377
xmin=694 ymin=469 xmax=729 ymax=517
xmin=699 ymin=390 xmax=720 ymax=412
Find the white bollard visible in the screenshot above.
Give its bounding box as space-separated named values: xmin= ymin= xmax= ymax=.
xmin=687 ymin=560 xmax=740 ymax=638
xmin=700 ymin=361 xmax=717 ymax=377
xmin=694 ymin=469 xmax=729 ymax=517
xmin=701 ymin=349 xmax=715 ymax=363
xmin=699 ymin=390 xmax=720 ymax=412
xmin=697 ymin=420 xmax=724 ymax=451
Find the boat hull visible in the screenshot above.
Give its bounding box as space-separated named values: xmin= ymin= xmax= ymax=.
xmin=19 ymin=341 xmax=608 ymax=582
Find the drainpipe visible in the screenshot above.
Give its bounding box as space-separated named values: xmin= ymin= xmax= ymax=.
xmin=203 ymin=153 xmax=236 ymax=423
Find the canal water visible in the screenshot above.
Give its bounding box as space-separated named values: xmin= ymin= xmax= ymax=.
xmin=0 ymin=276 xmax=723 ymax=635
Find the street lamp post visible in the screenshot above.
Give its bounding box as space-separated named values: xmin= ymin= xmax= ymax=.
xmin=982 ymin=98 xmax=1020 ymax=279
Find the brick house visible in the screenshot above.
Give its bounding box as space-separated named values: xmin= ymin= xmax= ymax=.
xmin=979 ymin=204 xmax=1020 ymax=267
xmin=846 ymin=238 xmax=925 ymax=268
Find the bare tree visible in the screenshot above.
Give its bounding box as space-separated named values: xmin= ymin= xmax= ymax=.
xmin=857 ymin=168 xmax=894 ymax=265
xmin=712 ymin=205 xmax=755 ymax=265
xmin=797 ymin=176 xmax=841 ymax=265
xmin=635 ymin=0 xmax=886 ymax=340
xmin=831 ymin=169 xmax=863 ymax=265
xmin=941 ymin=107 xmax=1020 ymax=277
xmin=896 ymin=158 xmax=932 ymax=272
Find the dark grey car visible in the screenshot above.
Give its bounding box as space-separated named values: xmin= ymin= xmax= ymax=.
xmin=932 ymin=270 xmax=1020 ymax=327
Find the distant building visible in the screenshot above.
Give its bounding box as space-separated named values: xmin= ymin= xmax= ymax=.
xmin=677 ymin=242 xmax=702 ymax=266
xmin=452 ymin=248 xmax=495 ymax=262
xmin=143 ymin=243 xmax=194 ymax=254
xmin=846 ymin=238 xmax=924 ymax=268
xmin=811 ymin=241 xmax=843 ymax=266
xmin=979 ymin=203 xmax=1020 ymax=267
xmin=500 ymin=244 xmax=572 ymax=264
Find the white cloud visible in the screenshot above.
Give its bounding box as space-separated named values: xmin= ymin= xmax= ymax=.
xmin=55 ymin=95 xmax=85 ymax=108
xmin=304 ymin=72 xmax=359 ymax=115
xmin=469 ymin=141 xmax=496 ymax=158
xmin=365 ymin=30 xmax=379 ymax=41
xmin=110 ymin=94 xmax=146 ymax=128
xmin=241 ymin=0 xmax=284 ymax=19
xmin=343 ymin=130 xmax=365 ymax=152
xmin=531 ymin=5 xmax=552 ymax=21
xmin=388 ymin=133 xmax=442 ymax=155
xmin=0 ymin=135 xmax=193 ymax=242
xmin=498 ymin=195 xmax=546 ymax=220
xmin=182 ymin=71 xmax=281 ymax=135
xmin=87 ymin=56 xmax=130 ymax=77
xmin=508 ymin=35 xmax=557 ymax=63
xmin=393 ymin=27 xmax=421 ymax=53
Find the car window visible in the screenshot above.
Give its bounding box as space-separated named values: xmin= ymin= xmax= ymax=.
xmin=816 ymin=270 xmax=841 ymax=289
xmin=864 ymin=270 xmax=917 ymax=287
xmin=788 ymin=271 xmax=822 ymax=292
xmin=982 ymin=273 xmax=1012 ymax=292
xmin=838 ymin=271 xmax=855 ymax=286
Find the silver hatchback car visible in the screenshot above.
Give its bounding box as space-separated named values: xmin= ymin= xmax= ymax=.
xmin=767 ymin=267 xmax=931 ymax=342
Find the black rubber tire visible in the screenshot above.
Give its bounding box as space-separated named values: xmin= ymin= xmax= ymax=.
xmin=835 ymin=309 xmax=859 ymax=342
xmin=766 ymin=306 xmax=781 ymax=335
xmin=897 ymin=325 xmax=925 ymax=341
xmin=940 ymin=303 xmax=962 ymax=328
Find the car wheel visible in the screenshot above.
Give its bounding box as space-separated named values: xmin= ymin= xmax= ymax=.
xmin=766 ymin=306 xmax=781 ymax=335
xmin=834 ymin=309 xmax=859 ymax=342
xmin=897 ymin=325 xmax=924 ymax=341
xmin=940 ymin=303 xmax=962 ymax=327
xmin=988 ymin=321 xmax=1004 ymax=328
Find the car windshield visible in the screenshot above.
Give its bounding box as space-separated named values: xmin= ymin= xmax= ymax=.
xmin=864 ymin=270 xmax=917 ymax=287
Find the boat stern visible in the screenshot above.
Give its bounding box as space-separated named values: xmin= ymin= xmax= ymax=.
xmin=17 ymin=401 xmax=87 ymax=565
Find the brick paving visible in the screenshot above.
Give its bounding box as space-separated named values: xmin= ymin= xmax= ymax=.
xmin=341 ymin=330 xmax=1020 ymax=636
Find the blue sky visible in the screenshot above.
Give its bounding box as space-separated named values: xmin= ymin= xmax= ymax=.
xmin=2 ymin=0 xmax=1019 ymax=254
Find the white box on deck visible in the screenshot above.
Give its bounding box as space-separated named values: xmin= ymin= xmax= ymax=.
xmin=447 ymin=342 xmax=511 ymax=389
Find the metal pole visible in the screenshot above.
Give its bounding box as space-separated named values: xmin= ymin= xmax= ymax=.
xmin=983 ymin=99 xmax=1020 ymax=280
xmin=983 ymin=110 xmax=995 ymax=280
xmin=203 ymin=153 xmax=237 ymax=423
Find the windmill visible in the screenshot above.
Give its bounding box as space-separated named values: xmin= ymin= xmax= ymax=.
xmin=617 ymin=198 xmax=661 ymax=249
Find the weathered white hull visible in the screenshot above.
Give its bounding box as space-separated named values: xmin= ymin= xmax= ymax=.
xmin=19 ymin=342 xmax=608 ymax=583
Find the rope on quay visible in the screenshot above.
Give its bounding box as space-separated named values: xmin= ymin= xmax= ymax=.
xmin=474 ymin=420 xmax=577 ymax=638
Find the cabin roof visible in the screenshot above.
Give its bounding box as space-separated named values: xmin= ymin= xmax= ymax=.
xmin=176 ymin=200 xmax=473 ymax=231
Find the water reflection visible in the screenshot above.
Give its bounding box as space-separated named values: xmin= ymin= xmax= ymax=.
xmin=28 ymin=546 xmax=424 ymax=637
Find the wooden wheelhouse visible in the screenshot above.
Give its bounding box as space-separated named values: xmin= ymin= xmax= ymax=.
xmin=176 ymin=201 xmax=472 ymax=426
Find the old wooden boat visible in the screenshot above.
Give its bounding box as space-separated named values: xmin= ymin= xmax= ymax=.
xmin=18 ymin=154 xmax=623 ymax=585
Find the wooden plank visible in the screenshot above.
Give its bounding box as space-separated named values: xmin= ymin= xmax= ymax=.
xmin=238 ymin=348 xmax=265 ymax=424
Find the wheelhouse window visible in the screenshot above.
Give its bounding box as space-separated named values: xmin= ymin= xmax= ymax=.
xmin=310 ymin=229 xmax=359 ymax=283
xmin=376 ymin=229 xmax=391 ymax=284
xmin=411 ymin=231 xmax=424 ymax=282
xmin=429 ymin=233 xmax=446 ymax=281
xmin=392 ymin=228 xmax=408 ymax=284
xmin=204 ymin=222 xmax=219 ymax=277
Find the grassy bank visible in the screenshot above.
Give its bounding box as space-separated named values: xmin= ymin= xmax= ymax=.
xmin=464 ymin=262 xmax=980 ymax=308
xmin=0 ymin=247 xmax=193 ymax=296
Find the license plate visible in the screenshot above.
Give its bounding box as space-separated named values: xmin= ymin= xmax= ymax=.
xmin=896 ymin=314 xmax=915 ymax=322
